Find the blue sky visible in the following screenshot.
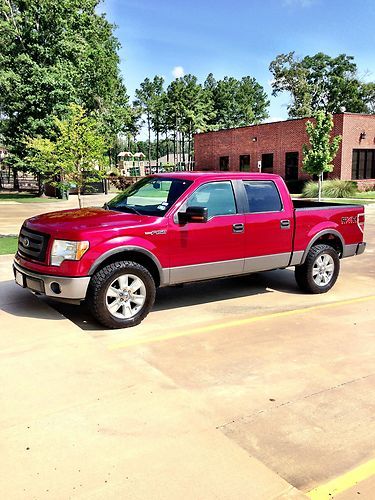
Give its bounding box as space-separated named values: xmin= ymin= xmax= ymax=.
xmin=100 ymin=0 xmax=375 ymax=123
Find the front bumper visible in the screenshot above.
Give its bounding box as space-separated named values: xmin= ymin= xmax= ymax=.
xmin=13 ymin=261 xmax=90 ymax=301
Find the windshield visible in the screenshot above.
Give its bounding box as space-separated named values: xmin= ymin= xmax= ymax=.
xmin=106 ymin=177 xmax=193 ymax=216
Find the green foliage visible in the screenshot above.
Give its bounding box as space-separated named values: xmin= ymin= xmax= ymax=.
xmin=26 ymin=104 xmax=107 ymax=207
xmin=302 ymin=111 xmax=342 ymax=200
xmin=269 ymin=52 xmax=374 ymax=118
xmin=302 ymin=180 xmax=357 ymax=198
xmin=302 ymin=112 xmax=342 ymax=176
xmin=0 ymin=0 xmax=129 ymax=173
xmin=204 ymin=74 xmax=269 ymax=129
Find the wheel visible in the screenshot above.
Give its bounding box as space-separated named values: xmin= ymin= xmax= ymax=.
xmin=295 ymin=244 xmax=340 ymax=294
xmin=87 ymin=261 xmax=156 ymax=329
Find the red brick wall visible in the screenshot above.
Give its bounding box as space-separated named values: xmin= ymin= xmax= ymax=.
xmin=340 ymin=114 xmax=375 ymax=181
xmin=194 ymin=113 xmax=375 ymax=181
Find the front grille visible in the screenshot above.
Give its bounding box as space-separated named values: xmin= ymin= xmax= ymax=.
xmin=18 ymin=227 xmax=50 ymax=263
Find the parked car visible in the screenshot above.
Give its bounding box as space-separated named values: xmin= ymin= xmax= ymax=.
xmin=14 ymin=172 xmax=366 ymax=328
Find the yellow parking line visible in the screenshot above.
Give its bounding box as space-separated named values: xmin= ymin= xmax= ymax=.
xmin=307 ymin=459 xmax=375 ymax=499
xmin=108 ymin=295 xmax=375 ymax=350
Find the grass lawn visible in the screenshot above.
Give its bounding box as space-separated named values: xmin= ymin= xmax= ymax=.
xmin=0 ymin=193 xmax=61 ymax=203
xmin=350 ymin=191 xmax=375 ymax=199
xmin=0 ymin=236 xmax=18 ymax=255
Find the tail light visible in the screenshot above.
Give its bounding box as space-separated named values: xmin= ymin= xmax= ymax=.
xmin=357 ymin=213 xmax=365 ymax=234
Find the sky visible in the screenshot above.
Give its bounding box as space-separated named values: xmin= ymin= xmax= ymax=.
xmin=100 ymin=0 xmax=375 ymax=126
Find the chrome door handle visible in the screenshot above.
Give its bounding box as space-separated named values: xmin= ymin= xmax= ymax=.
xmin=232 ymin=223 xmax=244 ymax=233
xmin=280 ymin=219 xmax=291 ymax=229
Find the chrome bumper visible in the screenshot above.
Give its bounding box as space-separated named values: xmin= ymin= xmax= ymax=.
xmin=13 ymin=262 xmax=90 ymax=301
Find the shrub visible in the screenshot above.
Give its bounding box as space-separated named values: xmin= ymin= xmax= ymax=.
xmin=302 ymin=179 xmax=358 ymax=198
xmin=108 ymin=175 xmax=133 ymax=191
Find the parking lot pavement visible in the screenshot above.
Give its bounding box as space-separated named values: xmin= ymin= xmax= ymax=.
xmin=0 ymin=204 xmax=374 ymax=498
xmin=0 ymin=257 xmax=305 ymax=500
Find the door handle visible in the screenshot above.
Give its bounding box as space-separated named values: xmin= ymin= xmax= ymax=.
xmin=232 ymin=223 xmax=244 ymax=233
xmin=280 ymin=219 xmax=291 ymax=229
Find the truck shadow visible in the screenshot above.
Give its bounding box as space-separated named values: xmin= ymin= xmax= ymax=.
xmin=43 ymin=268 xmax=300 ymax=332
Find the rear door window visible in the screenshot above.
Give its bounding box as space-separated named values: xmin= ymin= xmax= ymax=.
xmin=243 ymin=181 xmax=282 ymax=213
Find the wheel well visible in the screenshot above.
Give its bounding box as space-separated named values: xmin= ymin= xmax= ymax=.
xmin=93 ymin=251 xmax=161 ymax=287
xmin=313 ymin=234 xmax=343 ymax=256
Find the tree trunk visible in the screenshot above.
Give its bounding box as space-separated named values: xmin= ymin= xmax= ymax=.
xmin=156 ymin=129 xmax=159 ymax=172
xmin=165 ymin=131 xmax=169 ymax=162
xmin=173 ymin=129 xmax=176 ymax=165
xmin=147 ymin=115 xmax=151 ymax=166
xmin=77 ymin=185 xmax=82 ymax=209
xmin=182 ymin=132 xmax=185 ymax=163
xmin=318 ymin=172 xmax=323 ymax=202
xmin=13 ymin=169 xmax=19 ymax=191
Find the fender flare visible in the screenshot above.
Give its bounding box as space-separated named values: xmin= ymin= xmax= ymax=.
xmin=88 ymin=246 xmax=164 ymax=280
xmin=301 ymin=229 xmax=345 ymax=264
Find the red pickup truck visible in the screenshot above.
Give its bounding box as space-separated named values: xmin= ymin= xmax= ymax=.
xmin=14 ymin=173 xmax=366 ymax=328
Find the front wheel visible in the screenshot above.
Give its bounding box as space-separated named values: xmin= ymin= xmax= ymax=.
xmin=295 ymin=244 xmax=340 ymax=294
xmin=87 ymin=261 xmax=156 ymax=329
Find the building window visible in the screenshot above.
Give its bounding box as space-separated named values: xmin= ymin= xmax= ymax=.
xmin=352 ymin=149 xmax=375 ymax=179
xmin=239 ymin=155 xmax=250 ymax=172
xmin=219 ymin=156 xmax=229 ymax=171
xmin=285 ymin=152 xmax=299 ymax=180
xmin=261 ymin=153 xmax=273 ymax=173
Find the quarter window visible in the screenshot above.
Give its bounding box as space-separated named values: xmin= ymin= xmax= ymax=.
xmin=187 ymin=181 xmax=237 ymax=218
xmin=243 ymin=181 xmax=282 ymax=213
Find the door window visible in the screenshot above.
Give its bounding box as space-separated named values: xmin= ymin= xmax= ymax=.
xmin=187 ymin=181 xmax=237 ymax=218
xmin=240 ymin=155 xmax=250 ymax=172
xmin=285 ymin=152 xmax=299 ymax=180
xmin=243 ymin=181 xmax=282 ymax=213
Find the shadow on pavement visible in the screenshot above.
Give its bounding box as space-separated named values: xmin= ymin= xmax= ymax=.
xmin=45 ymin=268 xmax=300 ymax=332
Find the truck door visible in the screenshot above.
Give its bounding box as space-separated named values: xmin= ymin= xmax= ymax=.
xmin=168 ymin=180 xmax=246 ymax=284
xmin=241 ymin=180 xmax=294 ymax=272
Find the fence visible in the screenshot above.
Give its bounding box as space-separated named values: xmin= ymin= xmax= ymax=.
xmin=0 ymin=171 xmax=39 ymax=191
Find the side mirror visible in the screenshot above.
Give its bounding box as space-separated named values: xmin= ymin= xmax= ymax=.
xmin=178 ymin=206 xmax=208 ymax=224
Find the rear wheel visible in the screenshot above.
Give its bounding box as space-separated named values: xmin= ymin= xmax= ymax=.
xmin=87 ymin=261 xmax=156 ymax=329
xmin=295 ymin=244 xmax=340 ymax=294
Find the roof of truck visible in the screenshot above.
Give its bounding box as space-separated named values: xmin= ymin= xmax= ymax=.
xmin=152 ymin=171 xmax=282 ymax=182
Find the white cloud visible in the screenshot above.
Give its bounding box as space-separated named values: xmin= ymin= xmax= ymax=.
xmin=172 ymin=66 xmax=185 ymax=79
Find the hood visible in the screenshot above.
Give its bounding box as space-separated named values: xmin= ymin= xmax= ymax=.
xmin=25 ymin=207 xmax=148 ymax=234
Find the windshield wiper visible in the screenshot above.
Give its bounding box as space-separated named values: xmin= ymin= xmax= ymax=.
xmin=119 ymin=205 xmax=141 ymax=215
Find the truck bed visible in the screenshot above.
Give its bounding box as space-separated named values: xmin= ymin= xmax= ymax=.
xmin=292 ymin=199 xmax=361 ymax=210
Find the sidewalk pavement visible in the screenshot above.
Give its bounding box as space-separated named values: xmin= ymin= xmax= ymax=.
xmin=0 ymin=255 xmax=305 ymax=499
xmin=0 ymin=194 xmax=113 ymax=235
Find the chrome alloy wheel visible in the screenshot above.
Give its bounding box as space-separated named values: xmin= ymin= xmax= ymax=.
xmin=312 ymin=254 xmax=335 ymax=287
xmin=105 ymin=274 xmax=146 ymax=319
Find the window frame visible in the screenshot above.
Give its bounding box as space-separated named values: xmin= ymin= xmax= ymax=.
xmin=241 ymin=180 xmax=284 ymax=214
xmin=175 ymin=180 xmax=239 ymax=222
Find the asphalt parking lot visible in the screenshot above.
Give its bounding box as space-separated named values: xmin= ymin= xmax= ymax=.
xmin=0 ymin=199 xmax=374 ymax=499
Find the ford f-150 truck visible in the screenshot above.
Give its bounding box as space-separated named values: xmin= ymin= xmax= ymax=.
xmin=13 ymin=172 xmax=366 ymax=328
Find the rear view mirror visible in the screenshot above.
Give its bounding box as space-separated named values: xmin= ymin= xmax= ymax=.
xmin=152 ymin=181 xmax=161 ymax=189
xmin=178 ymin=206 xmax=208 ymax=224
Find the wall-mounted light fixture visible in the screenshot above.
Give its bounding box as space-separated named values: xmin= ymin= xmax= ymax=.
xmin=252 ymin=137 xmax=257 ymax=142
xmin=359 ymin=131 xmax=366 ymax=141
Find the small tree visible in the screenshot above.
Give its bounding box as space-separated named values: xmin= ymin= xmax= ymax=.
xmin=302 ymin=111 xmax=342 ymax=201
xmin=27 ymin=104 xmax=108 ymax=208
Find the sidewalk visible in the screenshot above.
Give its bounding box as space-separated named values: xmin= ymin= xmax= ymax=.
xmin=0 ymin=194 xmax=113 ymax=235
xmin=0 ymin=256 xmax=305 ymax=499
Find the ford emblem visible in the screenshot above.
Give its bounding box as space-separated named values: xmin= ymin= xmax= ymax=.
xmin=23 ymin=237 xmax=30 ymax=247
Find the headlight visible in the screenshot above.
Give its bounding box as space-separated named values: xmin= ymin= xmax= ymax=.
xmin=50 ymin=240 xmax=89 ymax=266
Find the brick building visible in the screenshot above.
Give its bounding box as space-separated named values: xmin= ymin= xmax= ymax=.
xmin=194 ymin=113 xmax=375 ymax=188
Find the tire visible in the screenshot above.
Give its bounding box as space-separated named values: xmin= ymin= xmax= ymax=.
xmin=295 ymin=244 xmax=340 ymax=294
xmin=87 ymin=261 xmax=156 ymax=329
